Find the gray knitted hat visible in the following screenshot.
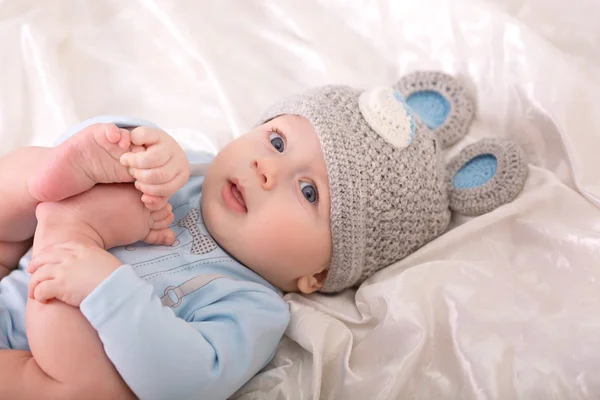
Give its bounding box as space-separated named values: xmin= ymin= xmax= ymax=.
xmin=261 ymin=71 xmax=528 ymax=293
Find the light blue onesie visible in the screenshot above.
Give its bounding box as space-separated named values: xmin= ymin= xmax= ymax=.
xmin=0 ymin=116 xmax=290 ymax=400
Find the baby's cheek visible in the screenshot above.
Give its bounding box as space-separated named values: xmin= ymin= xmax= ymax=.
xmin=247 ymin=211 xmax=328 ymax=265
xmin=247 ymin=218 xmax=295 ymax=253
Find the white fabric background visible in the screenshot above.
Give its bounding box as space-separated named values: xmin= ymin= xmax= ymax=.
xmin=1 ymin=1 xmax=599 ymax=398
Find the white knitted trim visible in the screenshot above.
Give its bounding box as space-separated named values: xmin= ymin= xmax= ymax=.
xmin=358 ymin=86 xmax=415 ymax=150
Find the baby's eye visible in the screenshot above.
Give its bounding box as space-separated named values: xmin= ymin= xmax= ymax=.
xmin=300 ymin=182 xmax=318 ymax=204
xmin=269 ymin=132 xmax=285 ymax=153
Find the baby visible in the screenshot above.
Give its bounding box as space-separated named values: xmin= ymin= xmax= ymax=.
xmin=0 ymin=71 xmax=527 ymax=399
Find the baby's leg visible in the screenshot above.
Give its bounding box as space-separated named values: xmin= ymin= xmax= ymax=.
xmin=19 ymin=183 xmax=172 ymax=399
xmin=0 ymin=123 xmax=136 ymax=273
xmin=0 ymin=239 xmax=32 ymax=280
xmin=0 ymin=147 xmax=57 ymax=278
xmin=0 ymin=270 xmax=120 ymax=400
xmin=0 ymin=147 xmax=52 ymax=243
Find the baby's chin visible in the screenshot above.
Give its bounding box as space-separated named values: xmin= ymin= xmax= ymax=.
xmin=201 ymin=198 xmax=247 ymax=261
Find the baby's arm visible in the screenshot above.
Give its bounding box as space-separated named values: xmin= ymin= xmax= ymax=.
xmin=80 ymin=266 xmax=289 ymax=400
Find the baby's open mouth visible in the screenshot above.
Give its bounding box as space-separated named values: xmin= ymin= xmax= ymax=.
xmin=222 ymin=179 xmax=248 ymax=214
xmin=231 ymin=183 xmax=246 ymax=210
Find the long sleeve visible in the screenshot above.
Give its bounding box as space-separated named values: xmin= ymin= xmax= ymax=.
xmin=80 ymin=265 xmax=290 ymax=400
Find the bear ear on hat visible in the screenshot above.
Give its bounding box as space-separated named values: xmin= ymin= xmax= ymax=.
xmin=394 ymin=71 xmax=475 ymax=149
xmin=446 ymin=138 xmax=528 ymax=216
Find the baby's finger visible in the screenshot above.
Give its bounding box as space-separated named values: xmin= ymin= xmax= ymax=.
xmin=141 ymin=194 xmax=169 ymax=211
xmin=128 ymin=164 xmax=178 ymax=185
xmin=28 ymin=265 xmax=55 ymax=299
xmin=130 ymin=127 xmax=162 ymax=146
xmin=27 ymin=257 xmax=43 ymax=274
xmin=135 ymin=179 xmax=181 ymax=197
xmin=33 ymin=279 xmax=59 ymax=303
xmin=120 ymin=147 xmax=171 ymax=169
xmin=28 ymin=250 xmax=66 ymax=274
xmin=120 ymin=152 xmax=137 ymax=168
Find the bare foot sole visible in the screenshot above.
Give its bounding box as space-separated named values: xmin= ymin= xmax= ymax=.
xmin=27 ymin=123 xmax=135 ymax=203
xmin=34 ymin=183 xmax=175 ymax=252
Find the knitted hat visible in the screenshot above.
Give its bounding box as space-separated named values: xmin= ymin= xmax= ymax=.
xmin=261 ymin=71 xmax=528 ymax=293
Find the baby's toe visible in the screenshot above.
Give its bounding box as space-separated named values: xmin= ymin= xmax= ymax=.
xmin=143 ymin=228 xmax=175 ymax=246
xmin=103 ymin=123 xmax=122 ymax=144
xmin=149 ymin=204 xmax=174 ymax=229
xmin=142 ymin=194 xmax=170 ymax=211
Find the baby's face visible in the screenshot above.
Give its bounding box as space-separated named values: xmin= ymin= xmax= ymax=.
xmin=202 ymin=115 xmax=331 ymax=293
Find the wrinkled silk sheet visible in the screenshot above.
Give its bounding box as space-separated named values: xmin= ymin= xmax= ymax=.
xmin=1 ymin=0 xmax=599 ymax=398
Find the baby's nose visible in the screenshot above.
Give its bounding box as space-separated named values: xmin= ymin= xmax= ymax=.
xmin=252 ymin=158 xmax=278 ymax=190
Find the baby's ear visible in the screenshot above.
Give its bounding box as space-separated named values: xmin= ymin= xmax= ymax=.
xmin=394 ymin=71 xmax=475 ymax=149
xmin=297 ymin=269 xmax=328 ymax=294
xmin=446 ymin=139 xmax=528 ymax=216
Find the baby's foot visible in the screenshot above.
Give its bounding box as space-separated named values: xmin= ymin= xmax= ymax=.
xmin=34 ymin=183 xmax=175 ymax=254
xmin=143 ymin=204 xmax=175 ymax=245
xmin=28 ymin=123 xmax=135 ymax=203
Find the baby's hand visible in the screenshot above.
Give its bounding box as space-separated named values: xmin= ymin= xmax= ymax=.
xmin=27 ymin=242 xmax=123 ymax=307
xmin=120 ymin=127 xmax=190 ymax=211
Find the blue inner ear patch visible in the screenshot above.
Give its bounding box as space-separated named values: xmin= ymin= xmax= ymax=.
xmin=406 ymin=90 xmax=451 ymax=129
xmin=453 ymin=154 xmax=498 ymax=189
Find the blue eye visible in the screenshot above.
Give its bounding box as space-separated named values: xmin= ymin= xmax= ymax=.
xmin=300 ymin=182 xmax=318 ymax=203
xmin=269 ymin=132 xmax=285 ymax=153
